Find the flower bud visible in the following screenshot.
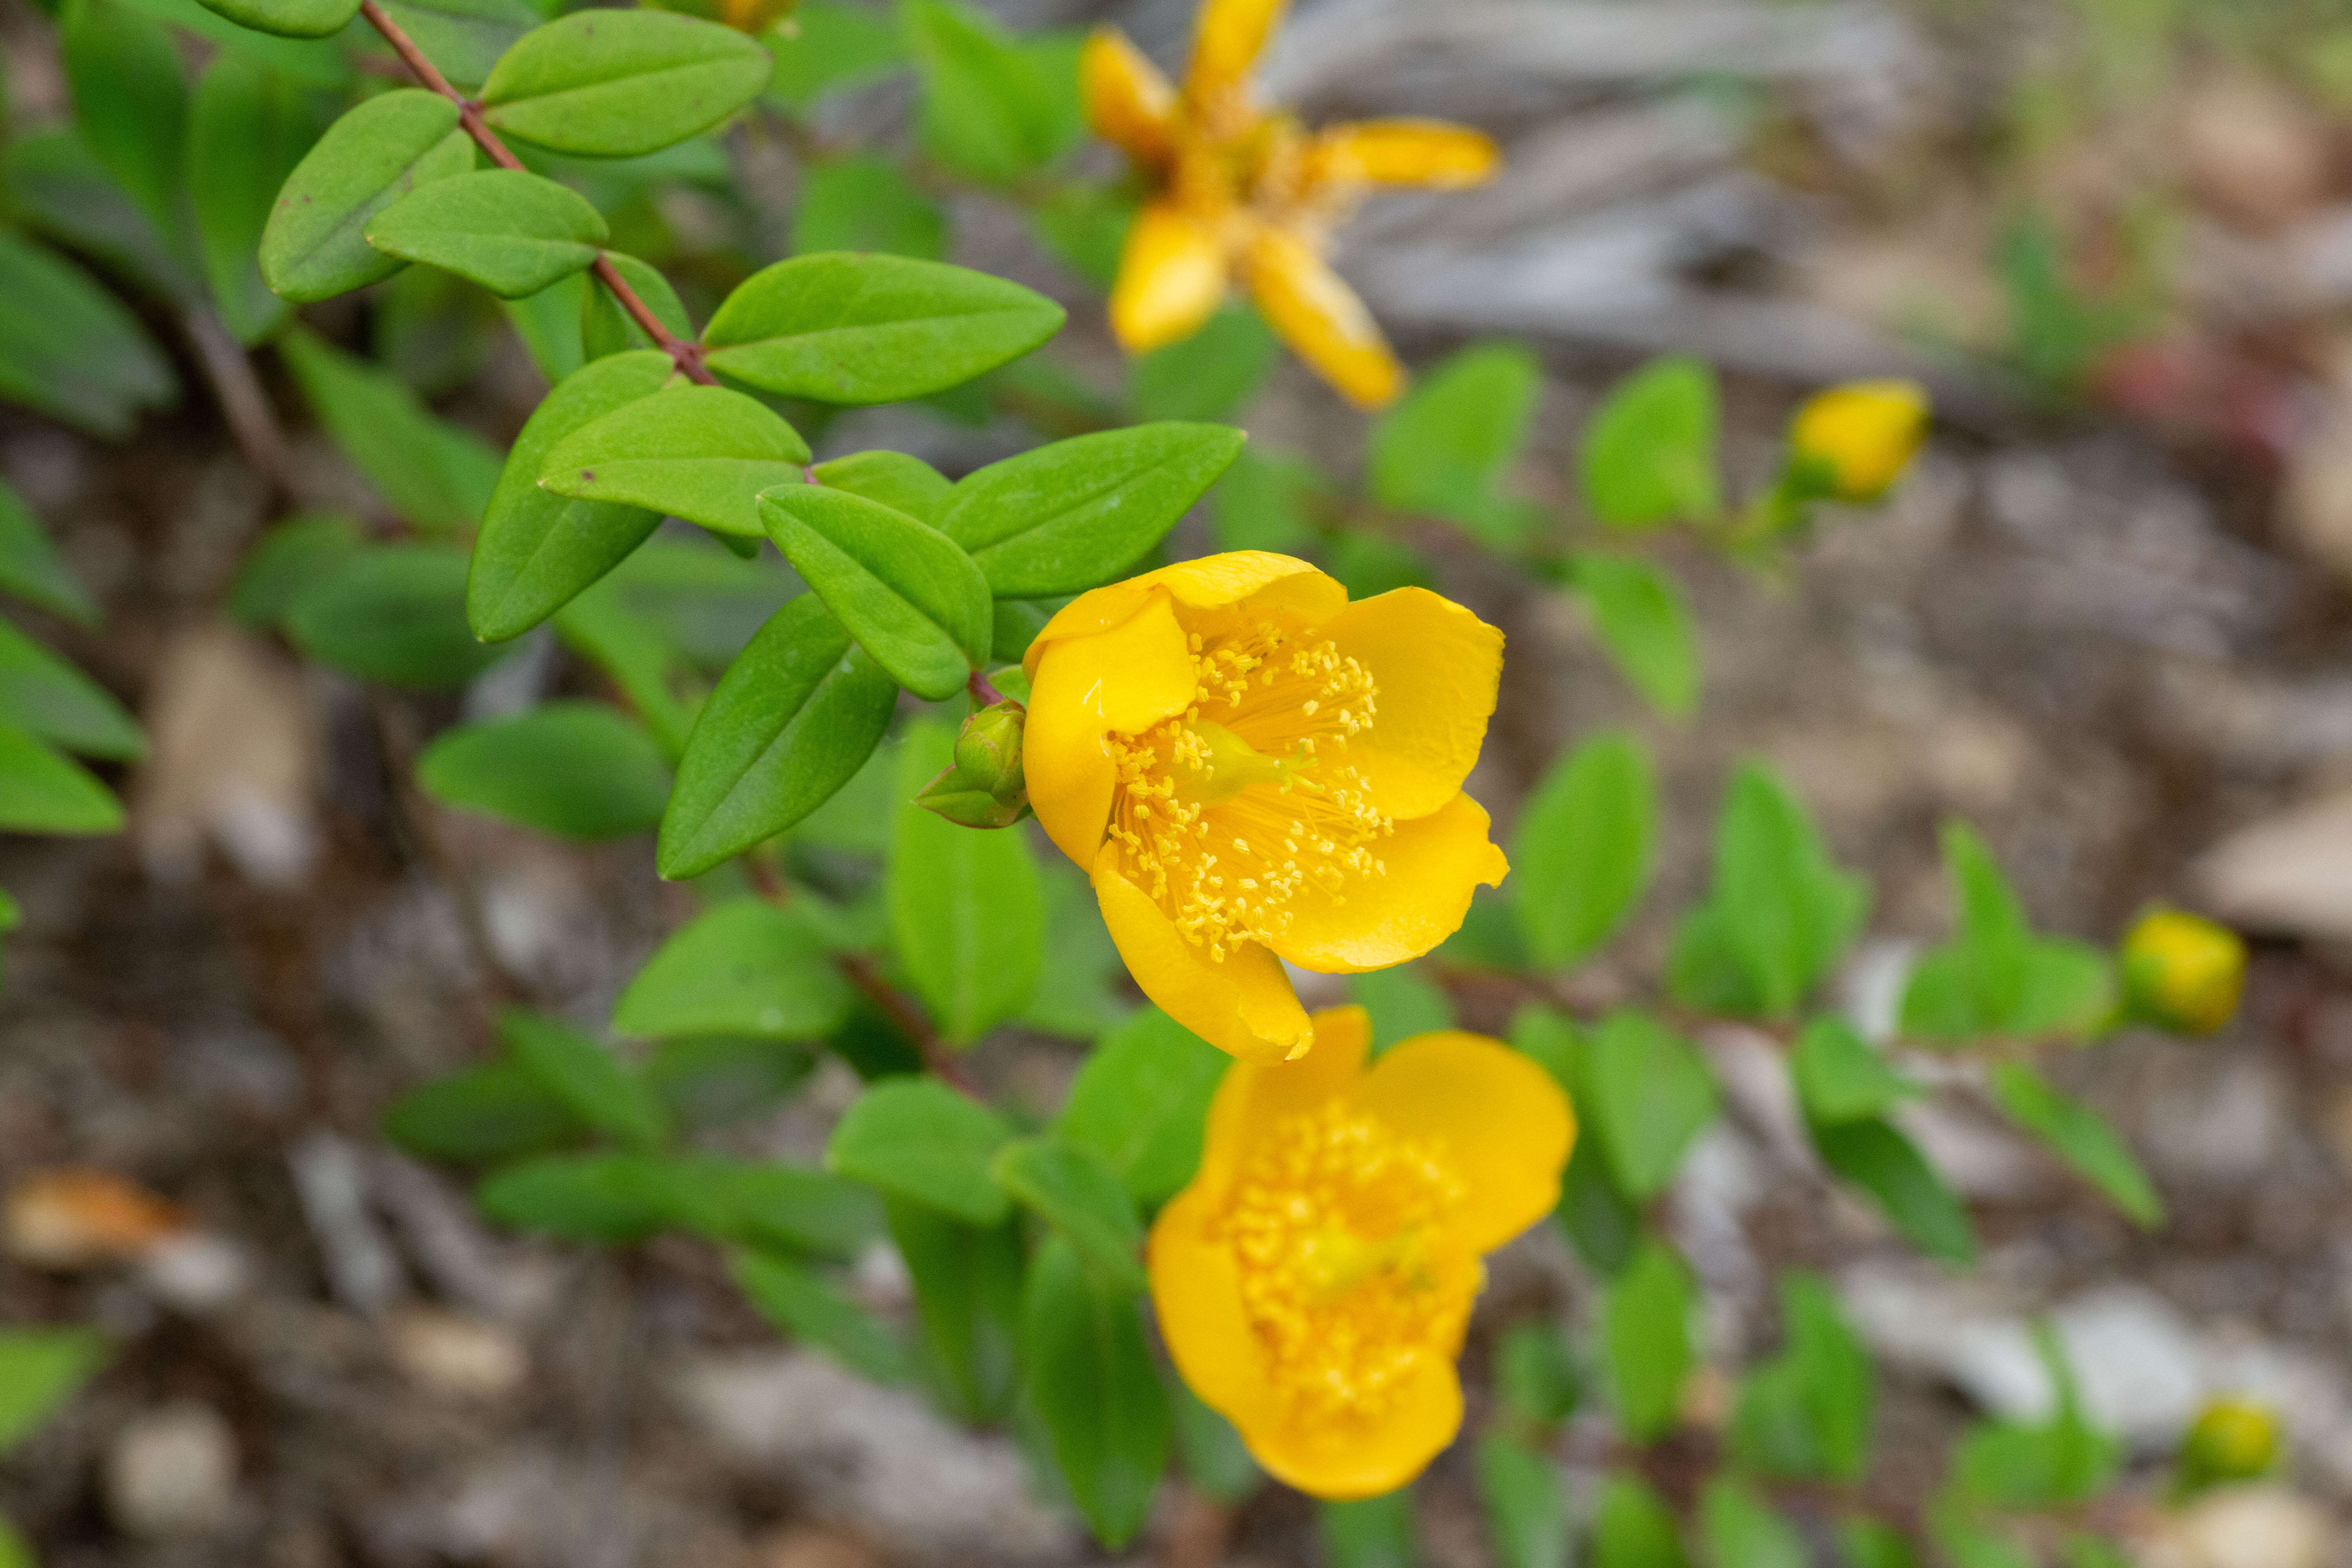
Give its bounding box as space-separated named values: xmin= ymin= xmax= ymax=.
xmin=2122 ymin=907 xmax=2245 ymax=1035
xmin=2176 ymin=1396 xmax=2281 ymax=1496
xmin=1786 ymin=379 xmax=1931 ymax=503
xmin=917 ymin=699 xmax=1029 ymax=829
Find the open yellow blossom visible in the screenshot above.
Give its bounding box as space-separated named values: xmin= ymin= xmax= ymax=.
xmin=1082 ymin=0 xmax=1499 ymax=407
xmin=1021 ymin=552 xmax=1506 ymax=1061
xmin=1786 ymin=379 xmax=1931 ymax=502
xmin=1149 ymin=1006 xmax=1574 ymax=1497
xmin=2122 ymin=907 xmax=2245 ymax=1036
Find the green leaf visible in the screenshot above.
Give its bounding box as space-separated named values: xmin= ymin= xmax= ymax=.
xmin=1497 ymin=1321 xmax=1581 ymax=1428
xmin=475 ymin=1150 xmax=712 ymax=1241
xmin=1900 ymin=823 xmax=2114 ymax=1041
xmin=540 ymin=383 xmax=810 ymax=539
xmin=5 ymin=127 xmax=198 ymax=306
xmin=887 ymin=719 xmax=1043 ymax=1040
xmin=1022 ymin=1236 xmax=1169 ymax=1549
xmin=582 ymin=252 xmax=692 ymax=361
xmin=1789 ymin=1015 xmax=1911 ymax=1126
xmin=828 ymin=1076 xmax=1012 ymax=1224
xmin=468 ymin=348 xmax=671 ymax=642
xmin=809 ymin=450 xmax=952 ymax=525
xmin=1511 ymin=731 xmax=1654 ymax=968
xmin=1954 ymin=1327 xmax=2120 ymax=1509
xmin=1810 ymin=1115 xmax=1976 ymax=1265
xmin=1057 ymin=1006 xmax=1228 ymax=1207
xmin=383 ymin=1060 xmax=586 ymax=1163
xmin=0 ymin=621 xmax=141 ymax=760
xmin=1558 ymin=1133 xmax=1641 ymax=1276
xmin=1838 ymin=1520 xmax=1924 ymax=1568
xmin=888 ymin=1199 xmax=1021 ymax=1421
xmin=1731 ymin=1271 xmax=1873 ymax=1482
xmin=1668 ymin=762 xmax=1869 ymax=1019
xmin=60 ymin=0 xmax=188 ymax=238
xmin=1017 ymin=860 xmax=1127 ymax=1037
xmin=1319 ymin=1492 xmax=1416 ymax=1568
xmin=375 ymin=0 xmax=543 ymax=91
xmin=1170 ymin=1381 xmax=1260 ymax=1503
xmin=1699 ymin=1479 xmax=1807 ymax=1568
xmin=1370 ymin=343 xmax=1540 ymax=537
xmin=1586 ymin=1009 xmax=1718 ymax=1200
xmin=1029 ymin=182 xmax=1132 ymax=290
xmin=765 ymin=0 xmax=907 ymax=108
xmin=1988 ymin=1062 xmax=2162 ymax=1227
xmin=993 ymin=1137 xmax=1145 ymax=1293
xmin=1569 ymin=554 xmax=1699 ymax=719
xmin=260 ymin=89 xmax=475 ymax=303
xmin=793 ymin=153 xmax=947 ymax=261
xmin=417 ymin=701 xmax=670 ymax=840
xmin=679 ymin=1157 xmax=880 ymax=1258
xmin=612 ymin=897 xmax=852 ymax=1040
xmin=280 ymin=329 xmax=501 ymax=531
xmin=0 ymin=232 xmax=177 ymax=437
xmin=0 ymin=1328 xmax=109 ymax=1452
xmin=905 ymin=0 xmax=1078 ymax=185
xmin=764 ymin=485 xmax=990 ymax=699
xmin=1131 ymin=307 xmax=1277 ymax=423
xmin=1590 ymin=1475 xmax=1687 ymax=1568
xmin=939 ymin=422 xmax=1244 ymax=597
xmin=729 ymin=1247 xmax=907 ymax=1383
xmin=499 ymin=1007 xmax=668 ymax=1149
xmin=0 ymin=482 xmax=97 ymax=626
xmin=187 ymin=54 xmax=320 ymax=343
xmin=1208 ymin=445 xmax=1325 ymax=553
xmin=366 ymin=168 xmax=608 ymax=298
xmin=1604 ymin=1237 xmax=1694 ymax=1442
xmin=645 ymin=1035 xmax=815 ymax=1126
xmin=0 ymin=721 xmax=122 ymax=834
xmin=481 ymin=10 xmax=773 ymax=158
xmin=701 ymin=251 xmax=1064 ymax=404
xmin=503 ymin=272 xmax=586 ymax=383
xmin=1348 ymin=964 xmax=1456 ymax=1053
xmin=1477 ymin=1434 xmax=1568 ymax=1568
xmin=283 ymin=543 xmax=509 ymax=688
xmin=658 ymin=596 xmax=895 ymax=877
xmin=186 ymin=0 xmax=357 ymax=39
xmin=1578 ymin=356 xmax=1719 ymax=528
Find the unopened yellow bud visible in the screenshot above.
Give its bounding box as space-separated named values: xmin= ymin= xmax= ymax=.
xmin=2176 ymin=1397 xmax=2281 ymax=1496
xmin=2122 ymin=907 xmax=2245 ymax=1036
xmin=1787 ymin=379 xmax=1930 ymax=503
xmin=917 ymin=699 xmax=1029 ymax=829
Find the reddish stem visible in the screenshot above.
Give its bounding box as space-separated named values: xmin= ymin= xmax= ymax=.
xmin=967 ymin=668 xmax=1008 ymax=706
xmin=355 ymin=0 xmax=718 ymax=386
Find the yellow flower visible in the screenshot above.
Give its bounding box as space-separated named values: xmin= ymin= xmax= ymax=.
xmin=1081 ymin=0 xmax=1499 ymax=408
xmin=2179 ymin=1396 xmax=2281 ymax=1488
xmin=2122 ymin=907 xmax=2245 ymax=1036
xmin=719 ymin=0 xmax=795 ymax=32
xmin=1149 ymin=1005 xmax=1573 ymax=1497
xmin=1022 ymin=552 xmax=1507 ymax=1061
xmin=1787 ymin=379 xmax=1931 ymax=503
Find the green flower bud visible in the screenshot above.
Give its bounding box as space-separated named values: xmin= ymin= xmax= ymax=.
xmin=2122 ymin=907 xmax=2245 ymax=1035
xmin=2175 ymin=1396 xmax=2281 ymax=1497
xmin=917 ymin=699 xmax=1029 ymax=829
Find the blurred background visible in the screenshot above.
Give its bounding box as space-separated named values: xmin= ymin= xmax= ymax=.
xmin=8 ymin=0 xmax=2352 ymax=1563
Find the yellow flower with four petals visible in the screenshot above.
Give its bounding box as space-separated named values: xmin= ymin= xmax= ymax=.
xmin=1082 ymin=0 xmax=1499 ymax=407
xmin=1150 ymin=1005 xmax=1575 ymax=1497
xmin=1021 ymin=552 xmax=1508 ymax=1061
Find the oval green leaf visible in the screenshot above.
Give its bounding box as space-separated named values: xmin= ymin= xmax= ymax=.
xmin=260 ymin=89 xmax=475 ymax=303
xmin=762 ymin=485 xmax=989 ymax=701
xmin=373 ymin=0 xmax=541 ymax=89
xmin=481 ymin=10 xmax=772 ymax=157
xmin=826 ymin=1076 xmax=1011 ymax=1225
xmin=365 ymin=167 xmax=608 ymax=299
xmin=416 ymin=700 xmax=671 ymax=840
xmin=612 ymin=897 xmax=852 ymax=1041
xmin=188 ymin=0 xmax=358 ymax=39
xmin=283 ymin=543 xmax=508 ymax=688
xmin=0 ymin=721 xmax=121 ymax=835
xmin=541 ymin=383 xmax=810 ymax=538
xmin=702 ymin=252 xmax=1063 ymax=404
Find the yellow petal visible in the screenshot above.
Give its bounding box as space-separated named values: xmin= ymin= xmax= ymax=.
xmin=1305 ymin=120 xmax=1499 ymax=189
xmin=1320 ymin=586 xmax=1503 ymax=818
xmin=1243 ymin=1356 xmax=1464 ymax=1500
xmin=1271 ymin=793 xmax=1506 ymax=974
xmin=1021 ymin=552 xmax=1338 ymax=681
xmin=1082 ymin=27 xmax=1178 ymax=163
xmin=1185 ymin=0 xmax=1286 ymax=102
xmin=1198 ymin=1004 xmax=1369 ymax=1184
xmin=1788 ymin=379 xmax=1930 ymax=503
xmin=1094 ymin=858 xmax=1312 ymax=1060
xmin=1110 ymin=201 xmax=1229 ymax=354
xmin=1242 ymin=228 xmax=1402 ymax=409
xmin=1025 ymin=591 xmax=1196 ymax=866
xmin=1352 ymin=1031 xmax=1574 ymax=1254
xmin=1148 ymin=1183 xmax=1280 ymax=1431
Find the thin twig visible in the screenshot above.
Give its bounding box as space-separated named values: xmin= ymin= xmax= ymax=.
xmin=355 ymin=0 xmax=718 ymax=386
xmin=183 ymin=307 xmax=306 ymax=505
xmin=967 ymin=668 xmax=1007 ymax=706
